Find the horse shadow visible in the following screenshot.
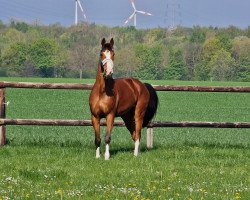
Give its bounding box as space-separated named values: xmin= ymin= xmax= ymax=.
xmin=109 ymin=145 xmax=159 ymax=156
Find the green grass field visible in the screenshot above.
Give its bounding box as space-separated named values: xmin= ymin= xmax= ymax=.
xmin=0 ymin=78 xmax=249 ymax=200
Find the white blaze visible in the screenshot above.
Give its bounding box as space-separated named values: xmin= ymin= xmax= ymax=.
xmin=103 ymin=50 xmax=113 ymax=75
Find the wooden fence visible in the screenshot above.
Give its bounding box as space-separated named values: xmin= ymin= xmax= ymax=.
xmin=0 ymin=81 xmax=250 ymax=148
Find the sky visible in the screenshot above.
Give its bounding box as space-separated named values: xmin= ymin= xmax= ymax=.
xmin=0 ymin=0 xmax=249 ymax=29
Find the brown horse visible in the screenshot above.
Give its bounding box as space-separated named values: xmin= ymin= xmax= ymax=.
xmin=89 ymin=38 xmax=158 ymax=160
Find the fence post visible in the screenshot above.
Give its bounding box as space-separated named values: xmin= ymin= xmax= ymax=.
xmin=146 ymin=128 xmax=153 ymax=149
xmin=0 ymin=88 xmax=6 ymax=146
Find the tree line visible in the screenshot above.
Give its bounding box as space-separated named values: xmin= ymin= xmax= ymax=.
xmin=0 ymin=20 xmax=249 ymax=81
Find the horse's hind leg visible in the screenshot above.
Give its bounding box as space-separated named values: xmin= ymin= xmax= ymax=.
xmin=133 ymin=118 xmax=143 ymax=157
xmin=121 ymin=109 xmax=142 ymax=156
xmin=133 ymin=99 xmax=148 ymax=156
xmin=104 ymin=114 xmax=114 ymax=160
xmin=121 ymin=109 xmax=136 ymax=140
xmin=91 ymin=115 xmax=101 ymax=158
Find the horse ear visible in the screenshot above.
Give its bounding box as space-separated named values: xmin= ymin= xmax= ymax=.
xmin=101 ymin=38 xmax=106 ymax=46
xmin=110 ymin=38 xmax=114 ymax=47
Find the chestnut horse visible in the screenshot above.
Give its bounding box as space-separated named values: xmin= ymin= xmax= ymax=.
xmin=89 ymin=38 xmax=158 ymax=160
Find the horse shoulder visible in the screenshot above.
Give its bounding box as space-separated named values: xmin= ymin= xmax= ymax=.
xmin=89 ymin=84 xmax=101 ymax=115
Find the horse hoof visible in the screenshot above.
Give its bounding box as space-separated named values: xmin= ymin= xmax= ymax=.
xmin=134 ymin=150 xmax=139 ymax=157
xmin=105 ymin=154 xmax=110 ymax=160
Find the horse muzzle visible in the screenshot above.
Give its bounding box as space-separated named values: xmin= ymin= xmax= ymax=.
xmin=104 ymin=73 xmax=113 ymax=79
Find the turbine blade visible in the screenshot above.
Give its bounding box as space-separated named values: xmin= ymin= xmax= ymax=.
xmin=131 ymin=0 xmax=136 ymax=11
xmin=77 ymin=0 xmax=87 ymax=20
xmin=124 ymin=12 xmax=135 ymax=25
xmin=77 ymin=0 xmax=84 ymax=12
xmin=137 ymin=10 xmax=153 ymax=16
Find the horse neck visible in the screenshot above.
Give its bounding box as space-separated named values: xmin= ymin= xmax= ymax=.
xmin=95 ymin=64 xmax=114 ymax=96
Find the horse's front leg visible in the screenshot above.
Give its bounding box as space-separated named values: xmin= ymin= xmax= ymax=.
xmin=105 ymin=114 xmax=114 ymax=160
xmin=91 ymin=115 xmax=101 ymax=158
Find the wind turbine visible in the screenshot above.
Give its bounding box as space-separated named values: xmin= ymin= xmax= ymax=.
xmin=124 ymin=0 xmax=153 ymax=27
xmin=75 ymin=0 xmax=87 ymax=25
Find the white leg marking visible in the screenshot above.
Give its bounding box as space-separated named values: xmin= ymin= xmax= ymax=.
xmin=96 ymin=147 xmax=100 ymax=158
xmin=134 ymin=139 xmax=140 ymax=156
xmin=105 ymin=144 xmax=110 ymax=160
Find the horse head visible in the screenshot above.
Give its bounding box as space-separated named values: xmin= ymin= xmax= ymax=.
xmin=100 ymin=38 xmax=115 ymax=79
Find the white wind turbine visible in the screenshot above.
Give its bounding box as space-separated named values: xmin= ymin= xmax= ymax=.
xmin=124 ymin=0 xmax=153 ymax=27
xmin=75 ymin=0 xmax=87 ymax=25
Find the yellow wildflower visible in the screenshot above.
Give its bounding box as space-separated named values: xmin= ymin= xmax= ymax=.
xmin=55 ymin=188 xmax=62 ymax=194
xmin=235 ymin=192 xmax=241 ymax=199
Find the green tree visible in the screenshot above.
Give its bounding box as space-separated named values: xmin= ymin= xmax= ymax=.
xmin=115 ymin=46 xmax=137 ymax=77
xmin=184 ymin=43 xmax=202 ymax=80
xmin=246 ymin=26 xmax=250 ymax=38
xmin=134 ymin=44 xmax=163 ymax=80
xmin=2 ymin=42 xmax=28 ymax=67
xmin=216 ymin=33 xmax=232 ymax=51
xmin=25 ymin=29 xmax=42 ymax=43
xmin=29 ymin=38 xmax=60 ymax=77
xmin=0 ymin=20 xmax=6 ymax=29
xmin=69 ymin=42 xmax=96 ymax=79
xmin=209 ymin=49 xmax=236 ymax=81
xmin=144 ymin=28 xmax=165 ymax=44
xmin=0 ymin=49 xmax=1 ymax=60
xmin=195 ymin=38 xmax=223 ymax=80
xmin=224 ymin=26 xmax=242 ymax=38
xmin=11 ymin=21 xmax=30 ymax=33
xmin=0 ymin=50 xmax=6 ymax=76
xmin=189 ymin=26 xmax=206 ymax=43
xmin=165 ymin=48 xmax=187 ymax=80
xmin=232 ymin=36 xmax=250 ymax=81
xmin=1 ymin=42 xmax=29 ymax=76
xmin=4 ymin=28 xmax=25 ymax=44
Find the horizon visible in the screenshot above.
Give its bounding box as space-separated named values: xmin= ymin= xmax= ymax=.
xmin=1 ymin=20 xmax=249 ymax=31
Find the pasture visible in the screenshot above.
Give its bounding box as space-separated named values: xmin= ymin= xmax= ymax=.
xmin=0 ymin=77 xmax=250 ymax=200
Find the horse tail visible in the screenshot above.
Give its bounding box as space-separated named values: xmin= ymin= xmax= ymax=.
xmin=142 ymin=83 xmax=159 ymax=128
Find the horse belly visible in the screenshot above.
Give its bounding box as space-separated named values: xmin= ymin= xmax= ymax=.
xmin=116 ymin=95 xmax=136 ymax=116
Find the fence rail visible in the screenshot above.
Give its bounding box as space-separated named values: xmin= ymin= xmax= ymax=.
xmin=0 ymin=81 xmax=249 ymax=147
xmin=1 ymin=81 xmax=250 ymax=92
xmin=0 ymin=118 xmax=249 ymax=128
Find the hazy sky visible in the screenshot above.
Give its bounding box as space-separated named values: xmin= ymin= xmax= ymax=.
xmin=0 ymin=0 xmax=249 ymax=29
